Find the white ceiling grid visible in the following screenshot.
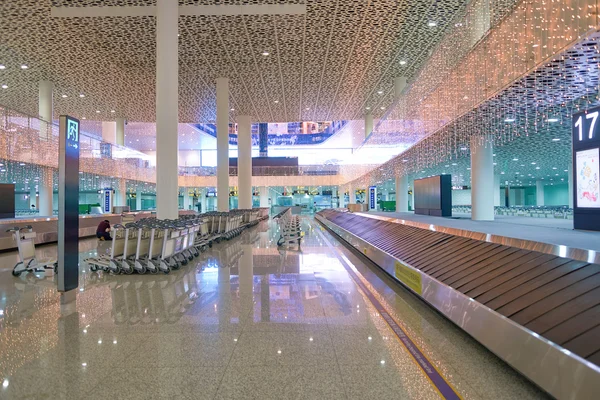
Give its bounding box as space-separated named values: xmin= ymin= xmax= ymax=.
xmin=0 ymin=0 xmax=469 ymax=124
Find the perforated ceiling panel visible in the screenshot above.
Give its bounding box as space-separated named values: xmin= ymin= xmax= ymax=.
xmin=0 ymin=0 xmax=470 ymax=123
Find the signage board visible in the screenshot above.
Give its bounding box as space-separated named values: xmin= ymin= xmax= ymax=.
xmin=259 ymin=122 xmax=268 ymax=157
xmin=103 ymin=189 xmax=113 ymax=213
xmin=368 ymin=186 xmax=377 ymax=210
xmin=572 ymin=106 xmax=600 ymax=230
xmin=58 ymin=115 xmax=80 ymax=292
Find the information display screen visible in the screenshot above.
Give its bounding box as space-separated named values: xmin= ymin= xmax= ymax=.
xmin=575 ymin=148 xmax=600 ymax=208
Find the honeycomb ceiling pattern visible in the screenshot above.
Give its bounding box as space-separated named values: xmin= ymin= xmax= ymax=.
xmin=0 ymin=0 xmax=470 ymax=124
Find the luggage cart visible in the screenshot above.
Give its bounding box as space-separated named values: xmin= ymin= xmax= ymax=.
xmin=7 ymin=226 xmax=57 ymax=276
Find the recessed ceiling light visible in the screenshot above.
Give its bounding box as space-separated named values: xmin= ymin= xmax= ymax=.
xmin=532 ymin=44 xmax=539 ymax=48
xmin=504 ymin=118 xmax=515 ymax=122
xmin=512 ymin=158 xmax=518 ymax=161
xmin=62 ymin=94 xmax=67 ymax=98
xmin=230 ymin=108 xmax=234 ymax=111
xmin=377 ymin=90 xmax=383 ymax=95
xmin=0 ymin=65 xmax=5 ymax=70
xmin=455 ymin=23 xmax=463 ymax=27
xmin=305 ymin=107 xmax=310 ymax=110
xmin=380 ymin=106 xmax=385 ymax=110
xmin=1 ymin=84 xmax=7 ymax=89
xmin=399 ymin=60 xmax=407 ymax=65
xmin=428 ymin=21 xmax=437 ymax=27
xmin=552 ymin=138 xmax=561 ymax=141
xmin=20 ymin=64 xmax=28 ymax=69
xmin=365 ymin=107 xmax=371 ymax=110
xmin=79 ymin=94 xmax=85 ymax=98
xmin=547 ymin=118 xmax=559 ymax=122
xmin=536 ymin=167 xmax=540 ymax=170
xmin=96 ymin=110 xmax=100 ymax=113
xmin=111 ymin=110 xmax=115 ymax=113
xmin=531 ymin=162 xmax=536 ymax=165
xmin=262 ymin=51 xmax=270 ymax=56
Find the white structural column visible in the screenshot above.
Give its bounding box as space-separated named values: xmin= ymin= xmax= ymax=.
xmin=395 ymin=175 xmax=409 ymax=212
xmin=155 ymin=0 xmax=179 ymax=220
xmin=39 ymin=168 xmax=54 ymax=216
xmin=364 ymin=113 xmax=374 ymax=138
xmin=349 ymin=187 xmax=356 ymax=203
xmin=216 ymin=77 xmax=230 ymax=212
xmin=536 ymin=180 xmax=545 ymax=206
xmin=394 ymin=77 xmax=407 ymax=99
xmin=182 ymin=188 xmax=192 ymax=210
xmin=259 ymin=186 xmax=269 ymax=208
xmin=39 ymin=81 xmax=53 ymax=140
xmin=200 ymin=188 xmax=207 ymax=212
xmin=115 ymin=117 xmax=125 ymax=146
xmin=339 ymin=187 xmax=345 ymax=208
xmin=470 ymin=137 xmax=494 ymax=221
xmin=494 ymin=174 xmax=501 ymax=206
xmin=568 ymin=164 xmax=574 ymax=209
xmin=135 ymin=187 xmax=142 ymax=210
xmin=237 ymin=115 xmax=253 ymax=209
xmin=102 ymin=121 xmax=117 ymax=143
xmin=115 ymin=179 xmax=127 ymax=207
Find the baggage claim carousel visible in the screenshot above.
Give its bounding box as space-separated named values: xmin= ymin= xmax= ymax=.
xmin=316 ymin=210 xmax=600 ymax=400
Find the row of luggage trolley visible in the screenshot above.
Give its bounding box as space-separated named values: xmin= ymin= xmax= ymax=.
xmin=84 ymin=208 xmax=268 ymax=275
xmin=273 ymin=208 xmax=303 ymax=247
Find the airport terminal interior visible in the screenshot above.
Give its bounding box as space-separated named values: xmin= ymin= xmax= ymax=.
xmin=1 ymin=0 xmax=600 ymax=399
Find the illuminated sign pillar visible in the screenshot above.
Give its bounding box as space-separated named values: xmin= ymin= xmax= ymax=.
xmin=572 ymin=106 xmax=600 ymax=231
xmin=369 ymin=186 xmax=377 ymax=210
xmin=58 ymin=115 xmax=80 ymax=294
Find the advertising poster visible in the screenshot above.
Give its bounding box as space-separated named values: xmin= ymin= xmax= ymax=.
xmin=576 ymin=148 xmax=600 ymax=208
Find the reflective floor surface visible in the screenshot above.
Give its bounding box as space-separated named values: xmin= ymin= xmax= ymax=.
xmin=0 ymin=217 xmax=549 ymax=399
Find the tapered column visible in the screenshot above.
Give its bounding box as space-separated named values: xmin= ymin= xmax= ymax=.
xmin=259 ymin=186 xmax=269 ymax=208
xmin=238 ymin=115 xmax=253 ymax=209
xmin=536 ymin=180 xmax=545 ymax=206
xmin=339 ymin=187 xmax=345 ymax=208
xmin=470 ymin=137 xmax=494 ymax=221
xmin=39 ymin=167 xmax=53 ymax=216
xmin=115 ymin=179 xmax=127 ymax=206
xmin=102 ymin=121 xmax=116 ymax=143
xmin=115 ymin=118 xmax=125 ymax=146
xmin=182 ymin=188 xmax=191 ymax=210
xmin=216 ymin=77 xmax=230 ymax=212
xmin=494 ymin=174 xmax=501 ymax=206
xmin=136 ymin=187 xmax=142 ymax=210
xmin=396 ymin=175 xmax=408 ymax=212
xmin=39 ymin=81 xmax=53 ymax=141
xmin=155 ymin=0 xmax=179 ymax=220
xmin=349 ymin=187 xmax=356 ymax=203
xmin=364 ymin=113 xmax=373 ymax=138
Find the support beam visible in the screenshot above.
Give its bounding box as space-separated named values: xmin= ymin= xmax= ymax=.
xmin=396 ymin=175 xmax=409 ymax=212
xmin=115 ymin=118 xmax=125 ymax=147
xmin=155 ymin=0 xmax=179 ymax=220
xmin=216 ymin=77 xmax=230 ymax=212
xmin=364 ymin=113 xmax=373 ymax=138
xmin=471 ymin=137 xmax=494 ymax=221
xmin=39 ymin=81 xmax=53 ymax=140
xmin=536 ymin=180 xmax=545 ymax=206
xmin=237 ymin=115 xmax=253 ymax=209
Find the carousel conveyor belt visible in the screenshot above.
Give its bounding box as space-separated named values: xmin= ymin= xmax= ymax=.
xmin=316 ymin=209 xmax=600 ymax=400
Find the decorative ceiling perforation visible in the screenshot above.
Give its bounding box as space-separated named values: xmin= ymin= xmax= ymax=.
xmin=345 ymin=33 xmax=600 ymax=189
xmin=0 ymin=0 xmax=472 ymax=124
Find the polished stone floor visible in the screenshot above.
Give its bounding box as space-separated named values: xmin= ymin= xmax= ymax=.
xmin=0 ymin=218 xmax=549 ymax=399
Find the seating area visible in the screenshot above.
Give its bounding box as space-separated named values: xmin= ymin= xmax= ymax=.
xmin=452 ymin=205 xmax=574 ymax=219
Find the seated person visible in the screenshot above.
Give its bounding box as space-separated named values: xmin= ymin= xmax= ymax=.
xmin=96 ymin=220 xmax=112 ymax=241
